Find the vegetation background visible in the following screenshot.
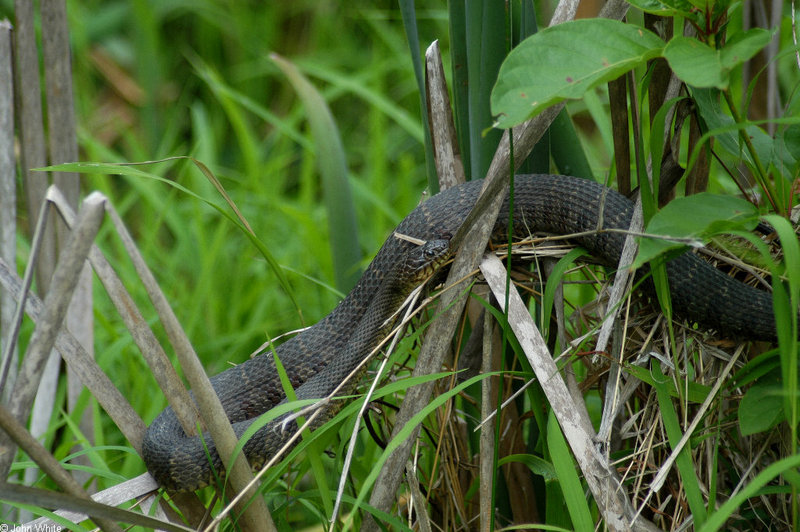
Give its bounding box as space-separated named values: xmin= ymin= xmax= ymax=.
xmin=5 ymin=0 xmax=452 ymax=438
xmin=1 ymin=0 xmax=799 ymax=530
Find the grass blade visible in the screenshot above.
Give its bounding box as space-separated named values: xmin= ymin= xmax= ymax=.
xmin=40 ymin=160 xmax=303 ymax=316
xmin=650 ymin=362 xmax=706 ymax=524
xmin=398 ymin=0 xmax=438 ymax=191
xmin=546 ymin=411 xmax=593 ymax=531
xmin=271 ymin=53 xmax=363 ymax=292
xmin=465 ymin=0 xmax=505 ymax=179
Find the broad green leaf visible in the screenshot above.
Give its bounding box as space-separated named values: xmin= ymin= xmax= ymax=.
xmin=720 ymin=28 xmax=773 ymax=70
xmin=624 ymin=0 xmax=694 ymax=17
xmin=663 ymin=37 xmax=726 ymax=89
xmin=491 ymin=18 xmax=663 ymax=129
xmin=663 ymin=29 xmax=773 ymax=89
xmin=775 ymin=125 xmax=800 ymax=178
xmin=738 ymin=372 xmax=784 ymax=436
xmin=635 ymin=193 xmax=759 ymax=267
xmin=692 ymin=88 xmax=777 ymax=171
xmin=781 ymin=124 xmax=800 ymax=161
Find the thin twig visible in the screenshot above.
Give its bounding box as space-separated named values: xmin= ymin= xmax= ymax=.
xmin=0 ymin=192 xmax=105 ymax=480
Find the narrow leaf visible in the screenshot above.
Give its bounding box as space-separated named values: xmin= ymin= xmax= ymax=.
xmin=0 ymin=482 xmax=193 ymax=532
xmin=271 ymin=53 xmax=362 ymax=291
xmin=546 ymin=412 xmax=594 ymax=531
xmin=651 ymin=363 xmax=707 ymax=523
xmin=498 ymin=453 xmax=557 ymax=481
xmin=39 ymin=160 xmax=304 ymax=315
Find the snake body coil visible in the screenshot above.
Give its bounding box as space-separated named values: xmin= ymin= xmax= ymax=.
xmin=143 ymin=174 xmax=789 ymax=491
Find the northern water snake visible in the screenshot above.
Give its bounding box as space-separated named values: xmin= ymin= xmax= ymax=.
xmin=142 ymin=173 xmax=792 ymax=491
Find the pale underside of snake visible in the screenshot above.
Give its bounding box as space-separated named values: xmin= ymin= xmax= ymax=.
xmin=142 ymin=173 xmax=793 ymax=492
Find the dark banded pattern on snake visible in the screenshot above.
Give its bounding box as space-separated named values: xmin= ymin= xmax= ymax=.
xmin=142 ymin=174 xmax=791 ymax=491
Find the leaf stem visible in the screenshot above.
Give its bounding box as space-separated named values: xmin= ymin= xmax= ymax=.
xmin=721 ymin=89 xmax=781 ymax=213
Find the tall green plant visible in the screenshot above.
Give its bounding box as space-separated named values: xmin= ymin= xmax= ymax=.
xmin=491 ymin=1 xmax=799 ymax=529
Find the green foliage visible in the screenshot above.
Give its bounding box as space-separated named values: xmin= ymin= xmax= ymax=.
xmin=541 ymin=247 xmax=587 ymax=339
xmin=491 ymin=18 xmax=664 ymax=129
xmin=698 ymin=454 xmax=800 ymax=532
xmin=488 ymin=1 xmax=799 ymax=530
xmin=635 ymin=193 xmax=759 ymax=265
xmin=625 ymin=364 xmax=713 ymax=404
xmin=738 ymin=368 xmax=784 ymax=436
xmin=650 ymin=362 xmax=707 ymax=525
xmin=461 ymin=0 xmax=506 ymax=179
xmin=64 ymin=2 xmax=436 ymax=368
xmin=497 ymin=453 xmax=557 ymax=481
xmin=662 ymin=29 xmax=773 ymax=89
xmin=545 ymin=413 xmax=593 ymax=531
xmin=7 ymin=0 xmax=800 ymax=530
xmin=271 ymin=54 xmax=363 ymax=291
xmin=6 ymin=2 xmax=444 ymax=528
xmin=624 ymin=0 xmax=695 ymax=17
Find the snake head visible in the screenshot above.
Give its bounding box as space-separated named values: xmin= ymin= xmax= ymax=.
xmin=404 ymin=238 xmax=452 ymax=283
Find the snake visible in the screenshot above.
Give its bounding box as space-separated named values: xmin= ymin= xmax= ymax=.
xmin=142 ymin=173 xmax=793 ymax=492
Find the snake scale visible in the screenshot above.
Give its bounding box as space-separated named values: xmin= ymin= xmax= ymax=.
xmin=143 ymin=174 xmax=792 ymax=491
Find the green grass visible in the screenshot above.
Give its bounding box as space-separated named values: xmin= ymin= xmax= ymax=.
xmin=3 ymin=0 xmax=800 ymax=530
xmin=3 ymin=1 xmax=443 ymax=526
xmin=61 ymin=2 xmax=440 ymax=367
